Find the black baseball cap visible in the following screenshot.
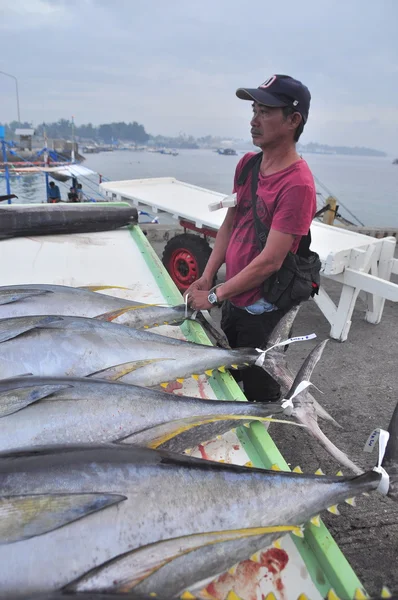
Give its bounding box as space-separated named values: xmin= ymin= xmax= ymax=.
xmin=236 ymin=74 xmax=311 ymax=123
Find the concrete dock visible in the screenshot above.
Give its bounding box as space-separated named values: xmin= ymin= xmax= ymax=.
xmin=148 ymin=229 xmax=398 ymax=597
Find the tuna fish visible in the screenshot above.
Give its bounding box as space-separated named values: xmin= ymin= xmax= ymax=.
xmin=0 ymin=375 xmax=296 ymax=453
xmin=0 ymin=422 xmax=396 ymax=597
xmin=0 ymin=311 xmax=363 ymax=471
xmin=0 ymin=284 xmax=196 ymax=329
xmin=0 ymin=314 xmax=304 ymax=388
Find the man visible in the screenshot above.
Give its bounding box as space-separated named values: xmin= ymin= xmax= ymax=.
xmin=77 ymin=184 xmax=84 ymax=202
xmin=185 ymin=74 xmax=317 ymax=402
xmin=47 ymin=181 xmax=61 ymax=203
xmin=67 ymin=186 xmax=78 ymax=202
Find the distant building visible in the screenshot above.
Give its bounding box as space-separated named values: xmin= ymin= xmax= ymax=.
xmin=15 ymin=128 xmax=35 ymax=151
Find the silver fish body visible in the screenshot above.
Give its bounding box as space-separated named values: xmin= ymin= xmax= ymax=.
xmin=0 ymin=284 xmax=193 ymax=329
xmin=0 ymin=376 xmax=282 ymax=452
xmin=0 ymin=315 xmax=274 ymax=386
xmin=0 ymin=444 xmax=382 ymax=596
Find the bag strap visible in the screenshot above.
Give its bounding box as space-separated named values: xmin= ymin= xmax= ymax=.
xmin=238 ymin=151 xmax=312 ymax=258
xmin=249 ymin=155 xmax=270 ymax=252
xmin=237 ymin=152 xmax=262 ymax=186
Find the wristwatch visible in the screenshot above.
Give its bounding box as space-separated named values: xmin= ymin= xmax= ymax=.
xmin=207 ymin=290 xmax=219 ymax=306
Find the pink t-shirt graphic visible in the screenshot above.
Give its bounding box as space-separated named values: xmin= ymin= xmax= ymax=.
xmin=225 ymin=153 xmax=317 ymax=307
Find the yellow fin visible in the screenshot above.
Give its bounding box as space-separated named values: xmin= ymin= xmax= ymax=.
xmin=297 ymin=595 xmax=310 ymax=600
xmin=345 ymin=497 xmax=356 ymax=507
xmin=149 ymin=594 xmax=157 ymax=598
xmin=226 ymin=592 xmax=243 ymax=600
xmin=327 ymin=590 xmax=341 ymax=600
xmin=88 ymin=358 xmax=172 ymax=381
xmin=244 ymin=461 xmax=253 ymax=467
xmin=160 ymin=383 xmax=168 ymax=389
xmin=310 ymin=515 xmax=321 ymax=527
xmin=336 ymin=470 xmax=344 ymax=476
xmin=293 ymin=465 xmax=303 ymax=473
xmin=181 ymin=593 xmax=196 ymax=600
xmin=292 ymin=526 xmax=304 ymax=538
xmin=176 ymin=378 xmax=184 ymax=384
xmin=191 ymin=374 xmax=199 ymax=381
xmin=227 ymin=564 xmax=238 ymax=575
xmin=381 ymin=586 xmax=392 ymax=598
xmin=218 ymin=366 xmax=226 ymax=373
xmin=264 ymin=594 xmax=277 ymax=600
xmin=250 ymin=551 xmax=261 ymax=562
xmin=273 ymin=539 xmax=282 ymax=549
xmin=231 ymin=364 xmax=239 ymax=369
xmin=95 ymin=304 xmax=162 ymax=322
xmin=327 ymin=505 xmax=340 ymax=515
xmin=79 ymin=285 xmax=129 ymax=292
xmin=271 ymin=464 xmax=282 ymax=471
xmin=0 ymin=493 xmax=125 ymax=544
xmin=315 ymin=468 xmax=325 ymax=475
xmin=354 ymin=589 xmax=368 ymax=600
xmin=205 ymin=369 xmax=213 ymax=377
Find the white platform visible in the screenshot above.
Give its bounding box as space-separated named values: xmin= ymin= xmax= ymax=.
xmin=0 ymin=226 xmax=325 ymax=598
xmin=101 ymin=177 xmax=398 ymax=341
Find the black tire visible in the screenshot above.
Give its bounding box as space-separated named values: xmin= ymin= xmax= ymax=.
xmin=162 ymin=233 xmax=216 ymax=292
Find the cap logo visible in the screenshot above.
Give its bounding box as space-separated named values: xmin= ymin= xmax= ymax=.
xmin=259 ymin=75 xmax=276 ymax=89
xmin=293 ymin=100 xmax=299 ymax=106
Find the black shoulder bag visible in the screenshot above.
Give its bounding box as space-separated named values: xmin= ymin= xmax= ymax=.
xmin=237 ymin=152 xmax=321 ymax=310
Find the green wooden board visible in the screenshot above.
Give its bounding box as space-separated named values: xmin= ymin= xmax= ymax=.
xmin=129 ymin=223 xmax=368 ymax=599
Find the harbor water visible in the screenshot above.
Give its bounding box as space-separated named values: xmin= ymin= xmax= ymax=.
xmin=2 ymin=149 xmax=397 ymax=227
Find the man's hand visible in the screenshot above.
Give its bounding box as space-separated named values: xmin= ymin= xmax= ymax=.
xmin=183 ymin=275 xmax=212 ymax=299
xmin=186 ymin=288 xmax=212 ymax=311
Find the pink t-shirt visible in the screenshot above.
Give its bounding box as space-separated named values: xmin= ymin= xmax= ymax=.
xmin=225 ymin=152 xmax=316 ymax=307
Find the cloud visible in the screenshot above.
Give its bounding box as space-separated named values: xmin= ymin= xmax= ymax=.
xmin=0 ymin=0 xmax=397 ymax=151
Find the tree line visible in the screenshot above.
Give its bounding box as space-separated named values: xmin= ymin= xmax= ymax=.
xmin=2 ymin=120 xmax=150 ymax=144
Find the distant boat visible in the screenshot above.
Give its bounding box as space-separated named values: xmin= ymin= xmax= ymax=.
xmin=216 ymin=148 xmax=237 ymax=156
xmin=159 ymin=148 xmax=179 ymax=156
xmin=393 ymin=158 xmax=398 ymax=165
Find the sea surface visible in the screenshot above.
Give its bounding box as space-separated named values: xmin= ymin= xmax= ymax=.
xmin=2 ymin=149 xmax=397 ymax=227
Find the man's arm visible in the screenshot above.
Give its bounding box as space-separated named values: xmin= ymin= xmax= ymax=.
xmin=216 ymin=229 xmax=294 ymax=302
xmin=187 ymin=229 xmax=294 ymax=310
xmin=184 ymin=207 xmax=236 ymax=295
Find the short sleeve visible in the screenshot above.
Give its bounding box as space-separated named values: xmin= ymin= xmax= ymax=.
xmin=232 ymin=153 xmax=256 ymax=194
xmin=270 ymin=185 xmax=316 ymax=236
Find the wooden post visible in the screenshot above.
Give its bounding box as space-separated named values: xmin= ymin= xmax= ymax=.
xmin=323 ymin=196 xmax=337 ymax=226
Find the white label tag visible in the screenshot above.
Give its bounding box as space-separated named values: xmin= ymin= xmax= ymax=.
xmin=266 ymin=333 xmax=317 ymax=353
xmin=281 ymin=380 xmax=313 ymax=415
xmin=366 ymin=428 xmax=390 ymax=495
xmin=363 ymin=428 xmax=380 ymax=453
xmin=255 ymin=333 xmax=316 ymax=367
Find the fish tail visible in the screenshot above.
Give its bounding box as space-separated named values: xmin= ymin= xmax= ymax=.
xmin=382 ymin=400 xmax=398 ymax=501
xmin=266 ymin=305 xmax=300 ymax=351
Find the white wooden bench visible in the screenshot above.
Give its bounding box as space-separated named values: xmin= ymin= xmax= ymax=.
xmin=100 ymin=177 xmax=398 ymax=341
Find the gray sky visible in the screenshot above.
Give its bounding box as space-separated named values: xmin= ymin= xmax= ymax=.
xmin=1 ymin=0 xmax=397 ymax=152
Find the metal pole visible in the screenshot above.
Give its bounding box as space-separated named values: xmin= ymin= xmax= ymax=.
xmin=1 ymin=140 xmax=12 ymax=200
xmin=71 ymin=115 xmax=75 ymax=163
xmin=0 ymin=71 xmax=21 ymax=123
xmin=45 ymin=172 xmax=49 ymax=204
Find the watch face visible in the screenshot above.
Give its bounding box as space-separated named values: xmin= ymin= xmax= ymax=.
xmin=208 ymin=292 xmax=217 ymax=305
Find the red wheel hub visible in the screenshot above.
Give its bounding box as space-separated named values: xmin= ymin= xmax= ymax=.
xmin=168 ymin=248 xmax=200 ymax=290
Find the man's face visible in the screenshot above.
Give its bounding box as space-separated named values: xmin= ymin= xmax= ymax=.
xmin=250 ymin=102 xmax=293 ymax=148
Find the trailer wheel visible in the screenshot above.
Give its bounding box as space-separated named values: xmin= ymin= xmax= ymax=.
xmin=162 ymin=234 xmax=214 ymax=292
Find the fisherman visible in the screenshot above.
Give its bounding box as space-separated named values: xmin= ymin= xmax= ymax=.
xmin=185 ymin=75 xmax=319 ymax=402
xmin=47 ymin=181 xmax=61 ymax=203
xmin=77 ymin=183 xmax=84 ymax=202
xmin=68 ymin=186 xmax=78 ymax=202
